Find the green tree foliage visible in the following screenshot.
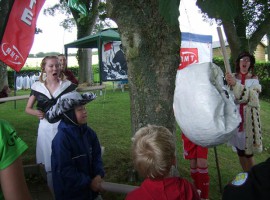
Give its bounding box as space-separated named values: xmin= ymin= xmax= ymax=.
xmin=267 ymin=33 xmax=270 ymax=60
xmin=0 ymin=0 xmax=47 ymax=87
xmin=196 ymin=0 xmax=240 ymax=21
xmin=35 ymin=52 xmax=61 ymax=57
xmin=43 ymin=0 xmax=112 ymax=37
xmin=28 ymin=52 xmax=77 ymax=58
xmin=0 ymin=0 xmax=15 ymax=89
xmin=43 ymin=0 xmax=109 ymax=84
xmin=196 ymin=0 xmax=270 ymax=62
xmin=0 ymin=0 xmax=14 ymax=41
xmin=158 ymin=0 xmax=180 ymax=25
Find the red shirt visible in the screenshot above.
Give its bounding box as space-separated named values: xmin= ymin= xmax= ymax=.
xmin=0 ymin=89 xmax=8 ymax=98
xmin=125 ymin=177 xmax=200 ymax=200
xmin=64 ymin=69 xmax=78 ymax=85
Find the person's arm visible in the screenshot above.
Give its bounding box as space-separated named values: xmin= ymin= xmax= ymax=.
xmin=225 ymin=72 xmax=261 ymax=103
xmin=232 ymin=80 xmax=261 ymax=103
xmin=70 ymin=73 xmax=78 ymax=85
xmin=25 ymin=95 xmax=44 ymax=119
xmin=90 ymin=175 xmax=103 ymax=192
xmin=52 ymin=131 xmax=91 ymax=190
xmin=90 ymin=131 xmax=104 ymax=192
xmin=91 ymin=131 xmax=104 ymax=178
xmin=0 ymin=157 xmax=32 ymax=200
xmin=225 ymin=72 xmax=236 ymax=87
xmin=64 ymin=70 xmax=78 ymax=85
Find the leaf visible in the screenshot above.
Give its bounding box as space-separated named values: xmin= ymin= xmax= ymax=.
xmin=158 ymin=0 xmax=180 ymax=25
xmin=68 ymin=0 xmax=87 ymax=16
xmin=196 ymin=0 xmax=240 ymax=21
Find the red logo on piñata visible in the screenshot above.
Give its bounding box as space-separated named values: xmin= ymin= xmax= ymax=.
xmin=179 ymin=48 xmax=198 ymax=69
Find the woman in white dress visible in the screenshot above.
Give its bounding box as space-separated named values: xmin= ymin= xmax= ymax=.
xmin=25 ymin=56 xmax=77 ymax=193
xmin=225 ymin=52 xmax=262 ymax=172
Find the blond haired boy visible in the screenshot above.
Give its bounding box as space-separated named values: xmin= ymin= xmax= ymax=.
xmin=126 ymin=125 xmax=200 ymax=200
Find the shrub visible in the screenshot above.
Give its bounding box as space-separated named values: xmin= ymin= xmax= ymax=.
xmin=6 ymin=59 xmax=270 ymax=98
xmin=7 ymin=64 xmax=100 ymax=88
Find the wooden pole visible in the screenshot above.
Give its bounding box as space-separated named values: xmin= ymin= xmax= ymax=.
xmin=101 ymin=182 xmax=138 ymax=194
xmin=213 ymin=26 xmax=234 ymax=194
xmin=217 ymin=26 xmax=231 ymax=73
xmin=0 ymin=95 xmax=29 ymax=103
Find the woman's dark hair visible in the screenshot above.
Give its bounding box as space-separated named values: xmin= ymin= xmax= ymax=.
xmin=235 ymin=51 xmax=255 ymax=74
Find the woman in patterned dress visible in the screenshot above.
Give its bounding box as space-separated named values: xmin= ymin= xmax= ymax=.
xmin=25 ymin=55 xmax=77 ymax=194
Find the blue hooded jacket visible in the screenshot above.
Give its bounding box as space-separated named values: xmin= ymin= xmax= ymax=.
xmin=51 ymin=120 xmax=104 ymax=200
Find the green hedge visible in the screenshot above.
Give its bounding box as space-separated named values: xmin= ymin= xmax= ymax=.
xmin=7 ymin=59 xmax=270 ymax=98
xmin=7 ymin=64 xmax=99 ymax=88
xmin=213 ymin=57 xmax=270 ymax=98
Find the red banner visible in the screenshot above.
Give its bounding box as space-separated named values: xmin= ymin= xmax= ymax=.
xmin=179 ymin=48 xmax=198 ymax=69
xmin=0 ymin=0 xmax=45 ymax=72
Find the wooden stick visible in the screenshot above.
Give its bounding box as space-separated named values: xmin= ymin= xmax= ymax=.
xmin=76 ymin=84 xmax=105 ymax=92
xmin=101 ymin=182 xmax=138 ymax=194
xmin=0 ymin=95 xmax=29 ymax=103
xmin=217 ymin=26 xmax=231 ymax=73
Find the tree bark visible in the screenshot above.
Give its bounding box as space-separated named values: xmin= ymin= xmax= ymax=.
xmin=107 ymin=0 xmax=180 ymax=135
xmin=0 ymin=61 xmax=8 ymax=90
xmin=267 ymin=33 xmax=270 ymax=61
xmin=78 ymin=49 xmax=93 ymax=84
xmin=249 ymin=15 xmax=270 ymax=54
xmin=70 ymin=0 xmax=99 ymax=84
xmin=0 ymin=0 xmax=14 ymax=88
xmin=197 ymin=0 xmax=270 ymax=65
xmin=223 ymin=21 xmax=241 ymax=65
xmin=0 ymin=0 xmax=14 ymax=39
xmin=223 ymin=14 xmax=270 ymax=65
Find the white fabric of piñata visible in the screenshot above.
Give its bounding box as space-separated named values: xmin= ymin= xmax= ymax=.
xmin=173 ymin=62 xmax=241 ymax=147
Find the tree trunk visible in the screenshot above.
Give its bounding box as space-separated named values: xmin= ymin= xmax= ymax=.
xmin=107 ymin=0 xmax=180 ymax=135
xmin=267 ymin=33 xmax=270 ymax=61
xmin=0 ymin=61 xmax=8 ymax=90
xmin=0 ymin=0 xmax=14 ymax=39
xmin=78 ymin=49 xmax=93 ymax=84
xmin=71 ymin=2 xmax=99 ymax=85
xmin=223 ymin=19 xmax=258 ymax=67
xmin=223 ymin=21 xmax=241 ymax=67
xmin=0 ymin=0 xmax=14 ymax=89
xmin=75 ymin=24 xmax=93 ymax=84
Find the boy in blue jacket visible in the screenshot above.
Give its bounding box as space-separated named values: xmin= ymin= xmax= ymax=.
xmin=46 ymin=91 xmax=104 ymax=200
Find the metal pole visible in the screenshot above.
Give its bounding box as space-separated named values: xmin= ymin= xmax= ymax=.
xmin=13 ymin=71 xmax=17 ymax=109
xmin=214 ymin=147 xmax=222 ymax=193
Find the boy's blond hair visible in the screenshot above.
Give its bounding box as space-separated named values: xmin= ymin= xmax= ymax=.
xmin=132 ymin=124 xmax=175 ymax=179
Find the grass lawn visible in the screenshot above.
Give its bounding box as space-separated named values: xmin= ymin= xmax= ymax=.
xmin=1 ymin=83 xmax=269 ymax=200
